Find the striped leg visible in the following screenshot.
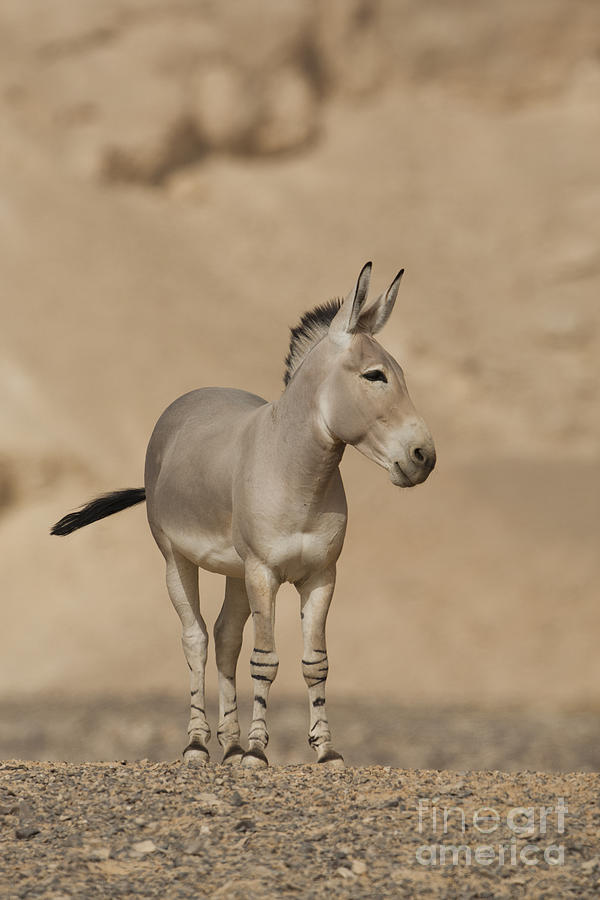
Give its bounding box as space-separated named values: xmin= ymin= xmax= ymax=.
xmin=242 ymin=560 xmax=280 ymax=768
xmin=299 ymin=567 xmax=344 ymax=767
xmin=214 ymin=576 xmax=250 ymax=764
xmin=166 ymin=551 xmax=211 ymax=764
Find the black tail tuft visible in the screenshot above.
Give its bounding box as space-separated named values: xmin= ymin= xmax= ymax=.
xmin=51 ymin=488 xmax=146 ymax=536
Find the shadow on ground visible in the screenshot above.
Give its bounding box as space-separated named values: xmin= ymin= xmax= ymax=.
xmin=2 ymin=696 xmax=599 ymax=772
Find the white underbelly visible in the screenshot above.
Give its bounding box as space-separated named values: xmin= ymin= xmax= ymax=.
xmin=165 ymin=518 xmax=345 ymax=584
xmin=168 ymin=528 xmax=245 ymax=578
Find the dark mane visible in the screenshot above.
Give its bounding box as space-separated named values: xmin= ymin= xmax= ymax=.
xmin=283 ymin=298 xmax=341 ymax=386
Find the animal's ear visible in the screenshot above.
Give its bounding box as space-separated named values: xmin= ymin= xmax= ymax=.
xmin=358 ymin=268 xmax=404 ymax=334
xmin=329 ymin=262 xmax=372 ymax=340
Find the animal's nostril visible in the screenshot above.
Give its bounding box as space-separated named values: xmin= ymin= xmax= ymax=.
xmin=412 ymin=447 xmax=425 ymax=464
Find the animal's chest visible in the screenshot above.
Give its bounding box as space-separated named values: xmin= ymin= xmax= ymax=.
xmin=251 ymin=513 xmax=347 ymax=584
xmin=232 ymin=454 xmax=348 ymax=582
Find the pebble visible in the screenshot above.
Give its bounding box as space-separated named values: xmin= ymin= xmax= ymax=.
xmin=183 ymin=836 xmax=205 ymax=856
xmin=130 ymin=839 xmax=158 ymax=856
xmin=337 ymin=866 xmax=355 ymax=880
xmin=582 ymin=857 xmax=600 ymax=872
xmin=197 ymin=792 xmax=220 ymax=805
xmin=0 ymin=803 xmax=19 ymax=815
xmin=15 ymin=824 xmax=40 ymax=840
xmin=85 ymin=846 xmax=111 ymax=861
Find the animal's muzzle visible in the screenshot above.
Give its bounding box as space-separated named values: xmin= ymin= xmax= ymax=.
xmin=408 ymin=441 xmax=436 ymax=476
xmin=390 ymin=439 xmax=436 ymax=487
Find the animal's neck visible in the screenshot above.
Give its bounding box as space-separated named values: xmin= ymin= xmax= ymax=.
xmin=270 ymin=355 xmax=344 ymax=499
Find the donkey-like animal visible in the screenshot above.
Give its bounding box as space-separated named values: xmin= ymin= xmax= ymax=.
xmin=52 ymin=263 xmax=435 ymax=767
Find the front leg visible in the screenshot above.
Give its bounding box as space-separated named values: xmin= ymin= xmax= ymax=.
xmin=242 ymin=559 xmax=280 ymax=768
xmin=298 ymin=566 xmax=344 ymax=767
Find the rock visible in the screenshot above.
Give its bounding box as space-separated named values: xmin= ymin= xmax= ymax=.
xmin=438 ymin=780 xmax=466 ymax=794
xmin=130 ymin=839 xmax=158 ymax=856
xmin=197 ymin=792 xmax=220 ymax=806
xmin=212 ymin=879 xmax=265 ymax=899
xmin=337 ymin=865 xmax=355 ymax=879
xmin=17 ymin=801 xmax=34 ymax=819
xmin=198 ymin=792 xmax=225 ymax=815
xmin=582 ymin=857 xmax=600 ymax=872
xmin=15 ymin=824 xmax=40 ymax=839
xmin=183 ymin=836 xmax=205 ymax=856
xmin=230 ymin=791 xmax=245 ymax=807
xmin=352 ymin=859 xmax=367 ymax=875
xmin=85 ymin=845 xmax=111 ymax=861
xmin=0 ymin=803 xmax=19 ymax=815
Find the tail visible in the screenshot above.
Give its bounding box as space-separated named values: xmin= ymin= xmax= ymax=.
xmin=51 ymin=488 xmax=146 ymax=536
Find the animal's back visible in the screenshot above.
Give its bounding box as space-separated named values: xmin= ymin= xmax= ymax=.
xmin=145 ymin=387 xmax=267 ymax=570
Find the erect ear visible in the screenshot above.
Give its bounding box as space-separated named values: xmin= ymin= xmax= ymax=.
xmin=329 ymin=261 xmax=372 ymax=341
xmin=358 ymin=268 xmax=404 ymax=334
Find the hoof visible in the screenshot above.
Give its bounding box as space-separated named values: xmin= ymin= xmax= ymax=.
xmin=222 ymin=744 xmax=245 ymax=765
xmin=241 ymin=747 xmax=268 ymax=768
xmin=317 ymin=748 xmax=345 ymax=769
xmin=183 ymin=740 xmax=210 ymax=766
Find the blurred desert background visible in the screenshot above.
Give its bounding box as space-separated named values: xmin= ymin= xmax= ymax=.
xmin=1 ymin=0 xmax=599 ymax=769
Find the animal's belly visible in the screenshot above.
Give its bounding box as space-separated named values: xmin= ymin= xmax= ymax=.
xmin=168 ymin=526 xmax=244 ymax=578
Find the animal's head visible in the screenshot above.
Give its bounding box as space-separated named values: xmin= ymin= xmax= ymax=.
xmin=320 ymin=262 xmax=436 ymax=487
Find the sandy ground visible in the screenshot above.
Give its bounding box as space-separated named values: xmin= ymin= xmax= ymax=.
xmin=2 ymin=760 xmax=599 ymax=899
xmin=2 ymin=697 xmax=600 ymax=774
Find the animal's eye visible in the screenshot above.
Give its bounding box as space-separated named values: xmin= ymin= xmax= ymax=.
xmin=362 ymin=369 xmax=387 ymax=383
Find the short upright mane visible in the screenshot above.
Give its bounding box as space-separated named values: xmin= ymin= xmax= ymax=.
xmin=283 ymin=299 xmax=341 ymax=386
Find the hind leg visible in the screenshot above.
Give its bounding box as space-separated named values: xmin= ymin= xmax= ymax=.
xmin=214 ymin=577 xmax=250 ymax=764
xmin=166 ymin=550 xmax=211 ymax=764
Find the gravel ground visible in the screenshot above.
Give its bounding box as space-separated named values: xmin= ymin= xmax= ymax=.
xmin=2 ymin=698 xmax=600 ymax=898
xmin=1 ymin=760 xmax=599 ymax=899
